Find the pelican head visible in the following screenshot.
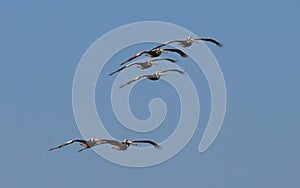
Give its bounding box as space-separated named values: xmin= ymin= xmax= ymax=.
xmin=148 ymin=60 xmax=158 ymax=66
xmin=123 ymin=139 xmax=137 ymax=146
xmin=91 ymin=137 xmax=101 ymax=143
xmin=155 ymin=72 xmax=167 ymax=77
xmin=122 ymin=139 xmax=130 ymax=145
xmin=187 ymin=36 xmax=196 ymax=43
xmin=156 ymin=48 xmax=167 ymax=54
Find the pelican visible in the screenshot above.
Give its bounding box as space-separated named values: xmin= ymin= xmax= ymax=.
xmin=120 ymin=47 xmax=187 ymax=65
xmin=156 ymin=36 xmax=223 ymax=48
xmin=49 ymin=138 xmax=161 ymax=152
xmin=109 ymin=58 xmax=177 ymax=76
xmin=119 ymin=69 xmax=185 ymax=88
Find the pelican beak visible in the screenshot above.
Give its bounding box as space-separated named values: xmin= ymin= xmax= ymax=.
xmin=153 ymin=63 xmax=159 ymax=66
xmin=160 ymin=73 xmax=167 ymax=76
xmin=127 ymin=141 xmax=137 ymax=146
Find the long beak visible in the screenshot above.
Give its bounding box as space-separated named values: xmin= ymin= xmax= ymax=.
xmin=160 ymin=73 xmax=167 ymax=76
xmin=153 ymin=63 xmax=159 ymax=66
xmin=127 ymin=141 xmax=138 ymax=146
xmin=162 ymin=51 xmax=168 ymax=54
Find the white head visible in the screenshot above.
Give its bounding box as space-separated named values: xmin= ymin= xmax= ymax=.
xmin=156 ymin=48 xmax=167 ymax=54
xmin=90 ymin=137 xmax=101 ymax=144
xmin=155 ymin=72 xmax=167 ymax=78
xmin=148 ymin=60 xmax=158 ymax=66
xmin=187 ymin=36 xmax=195 ymax=43
xmin=123 ymin=139 xmax=136 ymax=146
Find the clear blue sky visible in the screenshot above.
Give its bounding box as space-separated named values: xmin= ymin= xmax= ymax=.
xmin=1 ymin=0 xmax=299 ymax=187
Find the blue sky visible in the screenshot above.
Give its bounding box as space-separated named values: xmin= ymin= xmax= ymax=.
xmin=1 ymin=0 xmax=299 ymax=187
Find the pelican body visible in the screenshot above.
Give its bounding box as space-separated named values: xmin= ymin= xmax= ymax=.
xmin=156 ymin=36 xmax=223 ymax=48
xmin=49 ymin=138 xmax=161 ymax=152
xmin=120 ymin=47 xmax=186 ymax=65
xmin=119 ymin=69 xmax=185 ymax=88
xmin=109 ymin=58 xmax=177 ymax=76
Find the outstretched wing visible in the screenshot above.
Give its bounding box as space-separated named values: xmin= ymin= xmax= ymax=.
xmin=151 ymin=40 xmax=182 ymax=49
xmin=120 ymin=51 xmax=148 ymax=65
xmin=152 ymin=58 xmax=177 ymax=63
xmin=48 ymin=139 xmax=85 ymax=151
xmin=132 ymin=140 xmax=161 ymax=149
xmin=119 ymin=74 xmax=149 ymax=88
xmin=196 ymin=38 xmax=223 ymax=47
xmin=77 ymin=147 xmax=90 ymax=153
xmin=160 ymin=69 xmax=185 ymax=74
xmin=109 ymin=66 xmax=127 ymax=76
xmin=109 ymin=62 xmax=139 ymax=76
xmin=163 ymin=48 xmax=187 ymax=57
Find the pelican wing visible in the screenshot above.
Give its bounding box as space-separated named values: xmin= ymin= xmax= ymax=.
xmin=119 ymin=74 xmax=149 ymax=88
xmin=120 ymin=51 xmax=148 ymax=65
xmin=109 ymin=66 xmax=127 ymax=76
xmin=132 ymin=140 xmax=161 ymax=149
xmin=109 ymin=62 xmax=140 ymax=76
xmin=134 ymin=62 xmax=151 ymax=66
xmin=196 ymin=38 xmax=223 ymax=47
xmin=160 ymin=69 xmax=185 ymax=74
xmin=77 ymin=147 xmax=90 ymax=153
xmin=163 ymin=48 xmax=187 ymax=57
xmin=152 ymin=58 xmax=177 ymax=63
xmin=151 ymin=40 xmax=182 ymax=49
xmin=48 ymin=139 xmax=86 ymax=151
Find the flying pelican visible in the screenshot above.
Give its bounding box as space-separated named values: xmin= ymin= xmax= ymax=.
xmin=48 ymin=137 xmax=102 ymax=153
xmin=49 ymin=138 xmax=161 ymax=152
xmin=109 ymin=58 xmax=177 ymax=76
xmin=155 ymin=36 xmax=223 ymax=48
xmin=120 ymin=47 xmax=187 ymax=65
xmin=119 ymin=69 xmax=185 ymax=88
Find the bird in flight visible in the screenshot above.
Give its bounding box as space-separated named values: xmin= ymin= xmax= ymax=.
xmin=120 ymin=47 xmax=187 ymax=65
xmin=119 ymin=69 xmax=185 ymax=88
xmin=109 ymin=58 xmax=177 ymax=76
xmin=49 ymin=138 xmax=161 ymax=152
xmin=155 ymin=36 xmax=223 ymax=48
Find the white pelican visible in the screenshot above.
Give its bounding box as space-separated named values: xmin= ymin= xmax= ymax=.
xmin=49 ymin=138 xmax=161 ymax=152
xmin=119 ymin=69 xmax=185 ymax=88
xmin=156 ymin=36 xmax=223 ymax=48
xmin=120 ymin=47 xmax=187 ymax=65
xmin=109 ymin=58 xmax=177 ymax=76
